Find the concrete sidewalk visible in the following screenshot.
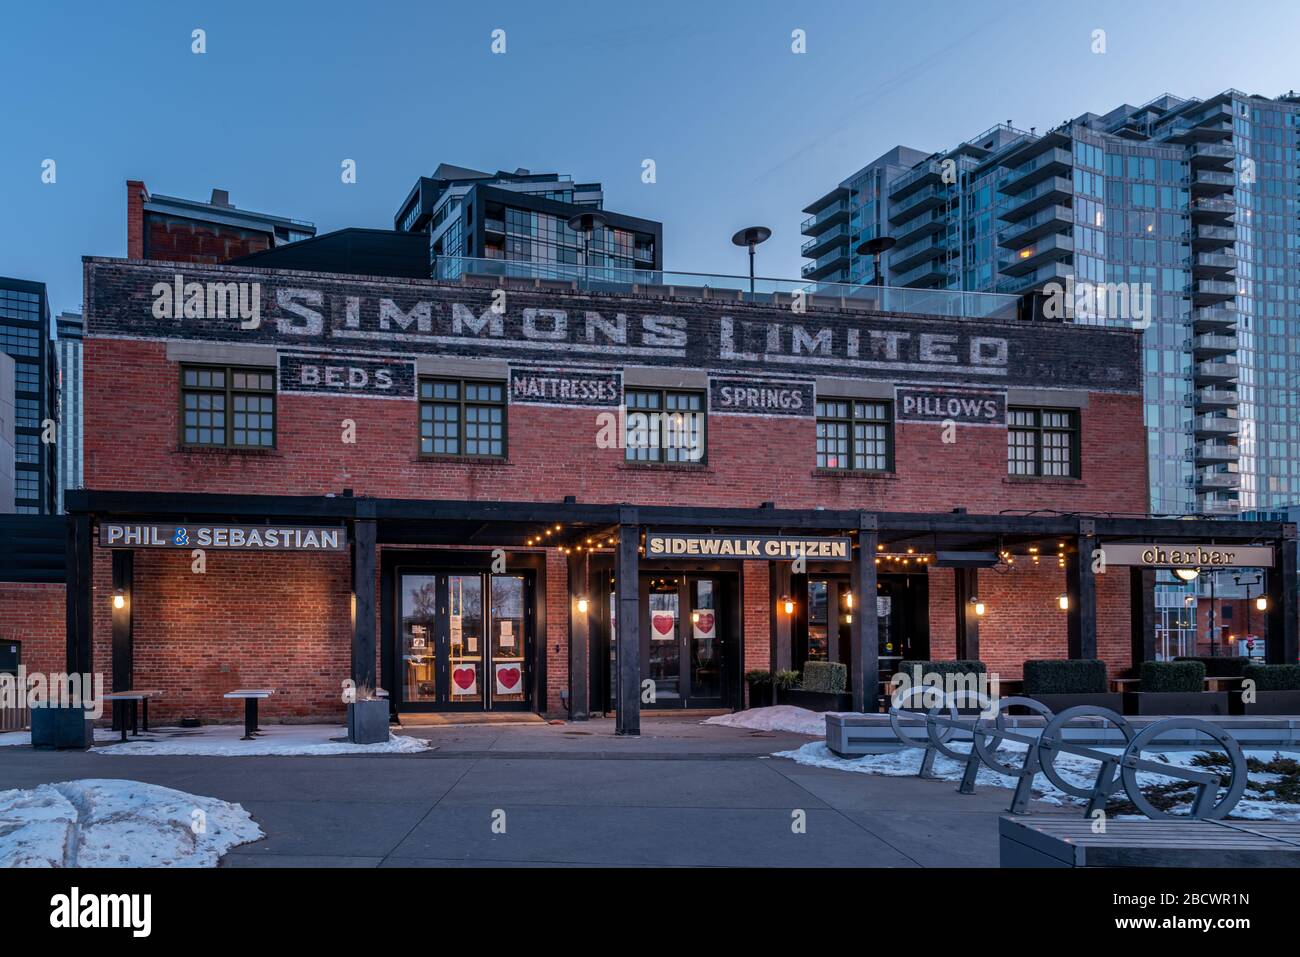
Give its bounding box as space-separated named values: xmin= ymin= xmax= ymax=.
xmin=0 ymin=716 xmax=1067 ymax=867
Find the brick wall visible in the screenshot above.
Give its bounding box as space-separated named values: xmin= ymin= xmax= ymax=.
xmin=0 ymin=582 xmax=65 ymax=679
xmin=144 ymin=215 xmax=273 ymax=265
xmin=83 ymin=338 xmax=1147 ymax=515
xmin=927 ymin=563 xmax=1132 ymax=680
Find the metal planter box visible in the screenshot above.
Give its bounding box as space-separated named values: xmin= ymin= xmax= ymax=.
xmin=1122 ymin=691 xmax=1229 ymax=716
xmin=347 ymin=700 xmax=390 ymax=745
xmin=1232 ymin=690 xmax=1300 ymax=716
xmin=777 ymin=688 xmax=853 ymax=712
xmin=1019 ymin=692 xmax=1124 ymax=714
xmin=30 ymin=706 xmax=93 ymax=750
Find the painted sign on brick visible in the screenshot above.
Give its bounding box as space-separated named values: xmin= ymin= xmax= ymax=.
xmin=710 ymin=377 xmax=813 ymax=417
xmin=279 ymin=352 xmax=415 ymax=399
xmin=509 ymin=367 xmax=621 ymax=407
xmin=895 ymin=386 xmax=1007 ymax=425
xmin=87 ymin=261 xmax=1143 ymax=394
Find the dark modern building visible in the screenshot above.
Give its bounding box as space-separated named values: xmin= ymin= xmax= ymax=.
xmin=55 ymin=312 xmax=84 ymax=513
xmin=127 ymin=182 xmax=316 ymax=264
xmin=0 ymin=277 xmax=57 ymax=514
xmin=393 ymin=164 xmax=663 ymax=279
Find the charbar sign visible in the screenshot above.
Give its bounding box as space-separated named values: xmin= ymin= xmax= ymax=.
xmin=89 ymin=263 xmax=1143 ymax=392
xmin=1103 ymin=542 xmax=1275 ymax=569
xmin=100 ymin=523 xmax=348 ymax=551
xmin=645 ymin=532 xmax=851 ymax=561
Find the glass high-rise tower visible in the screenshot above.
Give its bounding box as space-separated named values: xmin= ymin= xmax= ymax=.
xmin=803 ymin=90 xmax=1300 ymax=655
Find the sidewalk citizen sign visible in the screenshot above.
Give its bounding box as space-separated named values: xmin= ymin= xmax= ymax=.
xmin=99 ymin=523 xmax=347 ymax=551
xmin=645 ymin=531 xmax=850 ymax=561
xmin=1103 ymin=542 xmax=1276 ymax=569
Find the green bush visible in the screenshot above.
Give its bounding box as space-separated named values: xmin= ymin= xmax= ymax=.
xmin=1141 ymin=660 xmax=1205 ymax=693
xmin=1022 ymin=659 xmax=1108 ymax=695
xmin=801 ymin=661 xmax=847 ymax=694
xmin=1243 ymin=663 xmax=1300 ymax=692
xmin=773 ymin=669 xmax=801 ymax=690
xmin=744 ymin=670 xmax=772 ymax=688
xmin=1175 ymin=656 xmax=1251 ymax=679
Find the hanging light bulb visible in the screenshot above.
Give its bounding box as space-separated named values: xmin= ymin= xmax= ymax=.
xmin=781 ymin=596 xmax=795 ymax=615
xmin=1256 ymin=595 xmax=1269 ymax=612
xmin=970 ymin=596 xmax=985 ymax=617
xmin=112 ymin=589 xmax=126 ymax=610
xmin=1058 ymin=593 xmax=1069 ymax=611
xmin=577 ymin=596 xmax=589 ymax=614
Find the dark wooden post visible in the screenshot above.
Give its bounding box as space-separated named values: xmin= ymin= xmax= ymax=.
xmin=769 ymin=561 xmax=792 ymax=676
xmin=849 ymin=514 xmax=879 ymax=713
xmin=954 ymin=567 xmax=980 ymax=660
xmin=351 ymin=517 xmax=378 ymax=691
xmin=615 ymin=515 xmax=640 ymax=735
xmin=110 ymin=550 xmax=133 ymax=730
xmin=65 ymin=514 xmax=93 ymax=677
xmin=567 ymin=550 xmax=590 ymax=721
xmin=1129 ymin=567 xmax=1156 ymax=670
xmin=1066 ymin=521 xmax=1098 ymax=659
xmin=1266 ymin=523 xmax=1298 ymax=665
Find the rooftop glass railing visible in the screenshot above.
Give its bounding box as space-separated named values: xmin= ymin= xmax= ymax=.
xmin=432 ymin=256 xmax=1021 ymax=320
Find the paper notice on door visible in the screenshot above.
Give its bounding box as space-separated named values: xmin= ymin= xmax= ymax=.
xmin=499 ymin=619 xmax=515 ymax=649
xmin=876 ymin=596 xmax=892 ymax=618
xmin=450 ymin=614 xmax=463 ymax=649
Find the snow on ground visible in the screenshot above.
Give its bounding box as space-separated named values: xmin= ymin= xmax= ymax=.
xmin=0 ymin=779 xmax=262 ymax=867
xmin=703 ymin=706 xmax=840 ymax=736
xmin=91 ymin=724 xmax=432 ymax=756
xmin=775 ymin=740 xmax=1300 ymax=820
xmin=0 ymin=728 xmax=123 ymax=748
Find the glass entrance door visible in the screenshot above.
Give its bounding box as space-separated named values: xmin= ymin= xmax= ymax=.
xmin=399 ymin=571 xmax=531 ymax=711
xmin=641 ymin=574 xmax=730 ymax=709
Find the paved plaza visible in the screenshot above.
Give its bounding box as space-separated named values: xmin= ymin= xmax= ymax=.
xmin=0 ymin=716 xmax=1070 ymax=867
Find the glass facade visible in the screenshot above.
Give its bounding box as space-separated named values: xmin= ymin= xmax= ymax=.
xmin=0 ymin=279 xmax=55 ymax=513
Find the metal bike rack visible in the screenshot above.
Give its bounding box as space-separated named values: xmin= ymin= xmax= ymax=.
xmin=886 ymin=688 xmax=1248 ymax=820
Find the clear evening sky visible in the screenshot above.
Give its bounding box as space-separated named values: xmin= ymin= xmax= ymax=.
xmin=3 ymin=0 xmax=1298 ymax=315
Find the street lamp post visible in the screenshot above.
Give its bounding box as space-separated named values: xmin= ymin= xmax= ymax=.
xmin=731 ymin=226 xmax=772 ymax=298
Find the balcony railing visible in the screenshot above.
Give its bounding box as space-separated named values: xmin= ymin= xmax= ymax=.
xmin=432 ymin=256 xmax=1021 ymax=319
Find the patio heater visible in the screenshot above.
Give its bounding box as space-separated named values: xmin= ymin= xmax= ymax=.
xmin=567 ymin=211 xmax=609 ymax=286
xmin=731 ymin=226 xmax=772 ymax=297
xmin=855 ymin=236 xmax=896 ymax=287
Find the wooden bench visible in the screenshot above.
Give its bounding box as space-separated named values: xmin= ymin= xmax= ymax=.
xmin=1000 ymin=815 xmax=1300 ymax=867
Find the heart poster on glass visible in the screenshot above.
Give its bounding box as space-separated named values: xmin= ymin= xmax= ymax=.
xmin=692 ymin=610 xmax=716 ymax=642
xmin=650 ymin=611 xmax=675 ymax=642
xmin=451 ymin=663 xmax=477 ymax=696
xmin=495 ymin=662 xmax=522 ymax=695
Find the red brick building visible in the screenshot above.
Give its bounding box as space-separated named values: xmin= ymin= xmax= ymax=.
xmin=13 ymin=255 xmax=1295 ymax=732
xmin=126 ymin=181 xmax=316 ymax=265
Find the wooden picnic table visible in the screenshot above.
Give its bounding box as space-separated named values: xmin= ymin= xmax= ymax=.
xmin=1109 ymin=677 xmax=1143 ymax=693
xmin=223 ymin=689 xmax=275 ymax=741
xmin=102 ymin=690 xmax=163 ymax=742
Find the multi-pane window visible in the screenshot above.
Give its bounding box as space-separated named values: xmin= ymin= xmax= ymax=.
xmin=815 ymin=399 xmax=893 ymax=471
xmin=181 ymin=366 xmax=276 ymax=448
xmin=419 ymin=378 xmax=506 ymax=458
xmin=624 ymin=389 xmax=705 ymax=463
xmin=1008 ymin=407 xmax=1079 ymax=478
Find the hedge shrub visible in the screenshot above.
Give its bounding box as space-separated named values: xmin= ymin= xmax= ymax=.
xmin=1141 ymin=660 xmax=1205 ymax=693
xmin=744 ymin=670 xmax=772 ymax=687
xmin=1022 ymin=659 xmax=1108 ymax=695
xmin=801 ymin=661 xmax=847 ymax=694
xmin=1243 ymin=663 xmax=1300 ymax=692
xmin=1175 ymin=656 xmax=1251 ymax=679
xmin=773 ymin=669 xmax=801 ymax=690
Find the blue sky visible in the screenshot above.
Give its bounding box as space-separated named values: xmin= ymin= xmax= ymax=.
xmin=3 ymin=0 xmax=1299 ymax=315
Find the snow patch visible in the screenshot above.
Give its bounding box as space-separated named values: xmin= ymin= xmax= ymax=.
xmin=92 ymin=724 xmax=432 ymax=757
xmin=703 ymin=706 xmax=838 ymax=736
xmin=0 ymin=779 xmax=262 ymax=867
xmin=775 ymin=741 xmax=1300 ymax=820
